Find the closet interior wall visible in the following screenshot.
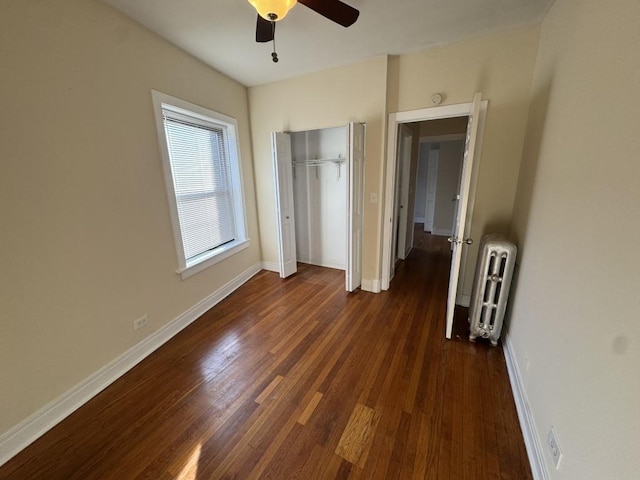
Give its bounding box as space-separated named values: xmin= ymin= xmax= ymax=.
xmin=291 ymin=127 xmax=348 ymax=270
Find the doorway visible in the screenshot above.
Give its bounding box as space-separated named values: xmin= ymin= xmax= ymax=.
xmin=382 ymin=96 xmax=487 ymax=338
xmin=415 ymin=134 xmax=466 ymax=238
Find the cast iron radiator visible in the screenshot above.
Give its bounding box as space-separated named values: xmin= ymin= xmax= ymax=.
xmin=469 ymin=234 xmax=517 ymax=346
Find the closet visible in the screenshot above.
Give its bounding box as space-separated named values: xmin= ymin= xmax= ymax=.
xmin=292 ymin=127 xmax=347 ymax=269
xmin=272 ymin=123 xmax=365 ymax=292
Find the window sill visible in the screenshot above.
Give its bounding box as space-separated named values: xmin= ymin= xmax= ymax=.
xmin=177 ymin=239 xmax=250 ymax=280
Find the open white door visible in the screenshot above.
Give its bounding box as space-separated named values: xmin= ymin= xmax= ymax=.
xmin=397 ymin=125 xmax=413 ymax=260
xmin=445 ymin=93 xmax=482 ymax=338
xmin=390 ymin=125 xmax=413 ymax=279
xmin=390 ymin=130 xmax=401 ymax=280
xmin=272 ymin=132 xmax=297 ymax=278
xmin=346 ymin=123 xmax=365 ymax=292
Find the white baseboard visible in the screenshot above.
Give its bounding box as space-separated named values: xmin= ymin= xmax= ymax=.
xmin=456 ymin=293 xmax=471 ymax=307
xmin=361 ymin=278 xmax=381 ymax=293
xmin=503 ymin=335 xmax=549 ymax=480
xmin=261 ymin=261 xmax=279 ymax=273
xmin=0 ymin=263 xmax=262 ymax=468
xmin=296 ymin=257 xmax=345 ymax=271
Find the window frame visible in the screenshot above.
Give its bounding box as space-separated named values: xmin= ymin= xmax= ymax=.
xmin=151 ymin=90 xmax=249 ymax=279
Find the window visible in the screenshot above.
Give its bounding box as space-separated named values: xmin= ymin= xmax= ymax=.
xmin=152 ymin=91 xmax=248 ymax=279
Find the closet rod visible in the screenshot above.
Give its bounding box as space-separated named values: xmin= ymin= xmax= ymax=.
xmin=292 ymin=158 xmax=344 ymax=180
xmin=292 ymin=158 xmax=344 ymax=166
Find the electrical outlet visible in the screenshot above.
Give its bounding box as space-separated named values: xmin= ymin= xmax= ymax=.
xmin=547 ymin=426 xmax=563 ymax=469
xmin=133 ymin=315 xmax=148 ymax=331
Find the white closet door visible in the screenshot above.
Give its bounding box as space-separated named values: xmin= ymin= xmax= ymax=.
xmin=272 ymin=132 xmax=297 ymax=278
xmin=346 ymin=123 xmax=365 ymax=292
xmin=445 ymin=93 xmax=482 ymax=338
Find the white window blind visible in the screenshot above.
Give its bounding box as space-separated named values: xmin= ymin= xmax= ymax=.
xmin=162 ymin=110 xmax=237 ymax=262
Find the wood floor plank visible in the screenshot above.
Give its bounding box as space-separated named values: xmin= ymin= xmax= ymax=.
xmin=317 ymin=452 xmax=349 ymax=480
xmin=270 ymin=317 xmax=318 ymax=354
xmin=335 ymin=403 xmax=381 ymax=467
xmin=0 ymin=232 xmax=532 ymax=480
xmin=366 ymin=354 xmax=411 ymax=479
xmin=255 ymin=374 xmax=284 ymax=404
xmin=255 ymin=422 xmax=314 ymax=480
xmin=297 ymin=444 xmax=326 ymax=479
xmin=403 ymin=307 xmax=433 ymax=414
xmin=298 ymin=391 xmax=324 ymax=426
xmin=385 ymin=409 xmax=412 ymax=478
xmin=412 ymin=411 xmax=431 ymax=479
xmin=398 ymin=410 xmax=422 ymax=480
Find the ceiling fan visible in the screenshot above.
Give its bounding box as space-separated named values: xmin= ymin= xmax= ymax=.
xmin=248 ymin=0 xmax=360 ymax=62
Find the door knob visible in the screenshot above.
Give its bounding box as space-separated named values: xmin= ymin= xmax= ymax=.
xmin=447 ymin=237 xmax=473 ymax=245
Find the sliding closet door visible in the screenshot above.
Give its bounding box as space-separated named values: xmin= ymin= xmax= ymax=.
xmin=272 ymin=132 xmax=297 ymax=278
xmin=346 ymin=123 xmax=365 ymax=292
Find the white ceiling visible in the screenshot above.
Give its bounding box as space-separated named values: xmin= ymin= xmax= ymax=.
xmin=101 ymin=0 xmax=552 ymax=87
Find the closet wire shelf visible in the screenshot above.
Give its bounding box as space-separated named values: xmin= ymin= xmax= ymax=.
xmin=293 ymin=157 xmax=345 ymax=179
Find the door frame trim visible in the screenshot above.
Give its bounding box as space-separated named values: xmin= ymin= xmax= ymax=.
xmin=381 ymin=101 xmax=488 ymax=295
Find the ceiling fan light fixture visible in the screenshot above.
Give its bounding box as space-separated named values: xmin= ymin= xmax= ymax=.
xmin=248 ymin=0 xmax=297 ymax=21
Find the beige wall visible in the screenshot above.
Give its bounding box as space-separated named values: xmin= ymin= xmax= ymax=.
xmin=248 ymin=57 xmax=388 ymax=282
xmin=388 ymin=25 xmax=540 ymax=296
xmin=0 ymin=0 xmax=260 ymax=435
xmin=250 ymin=27 xmax=539 ymax=289
xmin=508 ymin=0 xmax=640 ymax=477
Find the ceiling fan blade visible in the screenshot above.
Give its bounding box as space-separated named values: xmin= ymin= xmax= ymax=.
xmin=298 ymin=0 xmax=359 ymax=27
xmin=256 ymin=15 xmax=274 ymax=42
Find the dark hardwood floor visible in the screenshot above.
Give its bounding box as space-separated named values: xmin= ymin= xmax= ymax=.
xmin=0 ymin=228 xmax=531 ymax=479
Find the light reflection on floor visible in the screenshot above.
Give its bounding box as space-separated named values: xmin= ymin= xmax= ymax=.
xmin=176 ymin=443 xmax=201 ymax=480
xmin=198 ymin=330 xmax=241 ymax=377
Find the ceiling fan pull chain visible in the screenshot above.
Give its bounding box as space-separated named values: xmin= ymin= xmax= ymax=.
xmin=271 ymin=20 xmax=278 ymax=63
